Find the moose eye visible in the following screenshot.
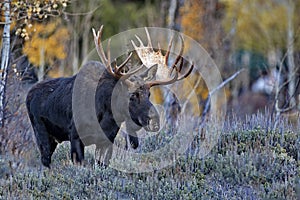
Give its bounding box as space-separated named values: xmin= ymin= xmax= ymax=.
xmin=130 ymin=92 xmax=140 ymax=101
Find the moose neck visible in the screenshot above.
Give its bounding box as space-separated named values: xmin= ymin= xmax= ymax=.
xmin=95 ymin=70 xmax=129 ymax=125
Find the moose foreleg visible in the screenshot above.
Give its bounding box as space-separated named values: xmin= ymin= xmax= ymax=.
xmin=69 ymin=125 xmax=84 ymax=164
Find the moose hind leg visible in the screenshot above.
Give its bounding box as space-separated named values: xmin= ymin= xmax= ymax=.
xmin=31 ymin=118 xmax=55 ymax=168
xmin=49 ymin=138 xmax=58 ymax=159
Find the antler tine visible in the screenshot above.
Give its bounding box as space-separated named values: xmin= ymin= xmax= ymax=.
xmin=165 ymin=34 xmax=174 ymax=65
xmin=121 ymin=64 xmax=145 ymax=80
xmin=170 ymin=34 xmax=184 ymax=72
xmin=135 ymin=35 xmax=145 ymax=47
xmin=92 ymin=26 xmax=115 ymax=76
xmin=177 ymin=62 xmax=194 ymax=81
xmin=145 ymin=27 xmax=153 ymax=48
xmin=93 ymin=26 xmax=107 ymax=65
xmin=114 ymin=52 xmax=133 ymax=74
xmin=147 ymin=69 xmax=179 ymax=88
xmin=131 ymin=40 xmax=137 ymax=49
xmin=131 ymin=28 xmax=153 ymax=48
xmin=158 ymin=43 xmax=161 ymax=52
xmin=169 ymin=57 xmax=183 ymax=75
xmin=177 ymin=56 xmax=184 ymax=72
xmin=107 ymin=38 xmax=112 ymax=69
xmin=93 ymin=25 xmax=134 ymax=79
xmin=147 ymin=60 xmax=194 ymax=87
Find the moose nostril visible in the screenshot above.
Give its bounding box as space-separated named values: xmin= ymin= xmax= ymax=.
xmin=150 ymin=119 xmax=159 ymax=130
xmin=155 ymin=122 xmax=160 ymax=130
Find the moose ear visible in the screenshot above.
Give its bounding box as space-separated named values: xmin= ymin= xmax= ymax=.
xmin=140 ymin=64 xmax=157 ymax=81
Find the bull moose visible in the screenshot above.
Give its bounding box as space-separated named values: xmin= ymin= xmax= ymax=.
xmin=26 ymin=26 xmax=193 ymax=168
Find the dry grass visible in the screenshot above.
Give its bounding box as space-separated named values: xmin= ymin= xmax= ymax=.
xmin=0 ymin=111 xmax=299 ymax=199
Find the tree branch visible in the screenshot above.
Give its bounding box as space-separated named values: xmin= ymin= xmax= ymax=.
xmin=200 ymin=68 xmax=245 ymax=125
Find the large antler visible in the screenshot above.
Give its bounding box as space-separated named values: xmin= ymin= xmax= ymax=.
xmin=131 ymin=28 xmax=193 ymax=87
xmin=92 ymin=25 xmax=143 ymax=79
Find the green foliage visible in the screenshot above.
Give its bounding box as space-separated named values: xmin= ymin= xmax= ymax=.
xmin=232 ymin=50 xmax=268 ymax=81
xmin=97 ymin=0 xmax=157 ymax=37
xmin=222 ymin=0 xmax=300 ymax=53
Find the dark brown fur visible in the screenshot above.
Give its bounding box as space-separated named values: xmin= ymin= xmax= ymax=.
xmin=26 ymin=61 xmax=159 ymax=167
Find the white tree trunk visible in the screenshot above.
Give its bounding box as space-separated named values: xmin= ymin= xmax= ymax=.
xmin=81 ymin=0 xmax=95 ymax=65
xmin=164 ymin=0 xmax=180 ymax=130
xmin=286 ymin=0 xmax=296 ymax=107
xmin=168 ymin=0 xmax=177 ymax=29
xmin=0 ymin=1 xmax=11 ymax=127
xmin=38 ymin=47 xmax=45 ymax=81
xmin=72 ymin=30 xmax=79 ymax=74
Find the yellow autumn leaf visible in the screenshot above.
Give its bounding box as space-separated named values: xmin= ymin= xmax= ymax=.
xmin=23 ymin=20 xmax=69 ymax=67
